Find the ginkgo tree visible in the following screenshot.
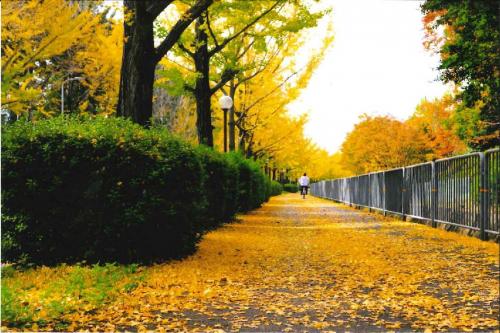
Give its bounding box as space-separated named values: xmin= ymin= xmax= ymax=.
xmin=1 ymin=0 xmax=97 ymax=117
xmin=224 ymin=27 xmax=333 ymax=158
xmin=156 ymin=0 xmax=326 ymax=146
xmin=207 ymin=25 xmax=339 ymax=181
xmin=75 ymin=16 xmax=123 ymax=115
xmin=215 ymin=3 xmax=328 ymax=151
xmin=117 ymin=0 xmax=212 ymax=126
xmin=1 ymin=0 xmax=123 ymax=119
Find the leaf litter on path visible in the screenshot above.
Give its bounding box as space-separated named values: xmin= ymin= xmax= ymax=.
xmin=7 ymin=193 xmax=500 ymax=332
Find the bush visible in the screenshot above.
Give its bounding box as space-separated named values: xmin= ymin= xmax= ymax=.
xmin=270 ymin=181 xmax=283 ymax=196
xmin=227 ymin=153 xmax=268 ymax=211
xmin=2 ymin=117 xmax=206 ymax=264
xmin=2 ymin=117 xmax=281 ymax=265
xmin=283 ymin=183 xmax=299 ymax=192
xmin=196 ymin=147 xmax=239 ymax=229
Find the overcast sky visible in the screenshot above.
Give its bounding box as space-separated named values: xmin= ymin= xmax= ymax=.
xmin=287 ymin=0 xmax=449 ymax=153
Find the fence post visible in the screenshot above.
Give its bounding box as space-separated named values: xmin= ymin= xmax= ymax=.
xmin=479 ymin=152 xmax=488 ymax=240
xmin=349 ymin=178 xmax=353 ymax=207
xmin=368 ymin=173 xmax=372 ymax=212
xmin=401 ymin=167 xmax=406 ymax=221
xmin=431 ymin=161 xmax=437 ymax=228
xmin=383 ymin=171 xmax=386 ymax=216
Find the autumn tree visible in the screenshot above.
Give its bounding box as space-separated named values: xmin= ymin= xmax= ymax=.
xmin=162 ymin=0 xmax=283 ymax=146
xmin=208 ymin=27 xmax=335 ymax=180
xmin=421 ymin=0 xmax=500 ymax=149
xmin=341 ymin=115 xmax=430 ymax=175
xmin=408 ymin=95 xmax=467 ymax=159
xmin=213 ymin=1 xmax=327 ymax=151
xmin=76 ymin=16 xmax=123 ymax=115
xmin=1 ymin=0 xmax=98 ymax=118
xmin=227 ymin=28 xmax=333 ymax=157
xmin=148 ymin=1 xmax=335 ymax=177
xmin=117 ymin=0 xmax=212 ymax=126
xmin=1 ymin=0 xmax=123 ymax=119
xmin=156 ymin=0 xmax=326 ymax=146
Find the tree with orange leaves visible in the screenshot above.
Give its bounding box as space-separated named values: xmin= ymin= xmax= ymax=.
xmin=341 ymin=115 xmax=430 ymax=175
xmin=408 ymin=95 xmax=467 ymax=159
xmin=421 ymin=0 xmax=499 ymax=149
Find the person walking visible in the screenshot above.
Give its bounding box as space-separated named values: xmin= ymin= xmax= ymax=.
xmin=298 ymin=173 xmax=310 ymax=199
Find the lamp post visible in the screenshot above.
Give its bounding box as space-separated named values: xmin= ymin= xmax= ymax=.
xmin=219 ymin=95 xmax=233 ymax=152
xmin=61 ymin=77 xmax=83 ymax=115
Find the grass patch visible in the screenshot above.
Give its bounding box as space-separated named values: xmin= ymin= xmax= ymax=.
xmin=1 ymin=263 xmax=145 ymax=329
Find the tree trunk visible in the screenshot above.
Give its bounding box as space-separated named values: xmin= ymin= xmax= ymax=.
xmin=238 ymin=132 xmax=246 ymax=153
xmin=117 ymin=1 xmax=155 ymax=126
xmin=228 ymin=81 xmax=236 ymax=151
xmin=245 ymin=139 xmax=253 ymax=158
xmin=238 ymin=123 xmax=247 ymax=153
xmin=193 ymin=15 xmax=213 ymax=146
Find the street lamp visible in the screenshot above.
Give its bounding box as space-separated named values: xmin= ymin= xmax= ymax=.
xmin=61 ymin=77 xmax=83 ymax=115
xmin=219 ymin=95 xmax=233 ymax=152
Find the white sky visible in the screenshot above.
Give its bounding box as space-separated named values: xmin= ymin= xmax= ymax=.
xmin=287 ymin=0 xmax=449 ymax=153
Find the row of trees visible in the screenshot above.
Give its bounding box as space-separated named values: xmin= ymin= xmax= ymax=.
xmin=2 ymin=0 xmax=347 ymax=181
xmin=3 ymin=0 xmax=495 ymax=181
xmin=117 ymin=0 xmax=327 ymax=147
xmin=118 ymin=0 xmax=345 ymax=180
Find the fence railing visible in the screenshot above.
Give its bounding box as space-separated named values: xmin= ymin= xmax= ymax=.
xmin=310 ymin=149 xmax=499 ymax=239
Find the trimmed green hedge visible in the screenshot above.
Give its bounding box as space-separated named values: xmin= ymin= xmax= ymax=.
xmin=283 ymin=183 xmax=299 ymax=192
xmin=196 ymin=147 xmax=239 ymax=230
xmin=270 ymin=181 xmax=283 ymax=196
xmin=1 ymin=117 xmax=280 ymax=265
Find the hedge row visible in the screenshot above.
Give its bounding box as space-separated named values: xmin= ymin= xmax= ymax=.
xmin=1 ymin=117 xmax=282 ymax=265
xmin=283 ymin=183 xmax=299 ymax=193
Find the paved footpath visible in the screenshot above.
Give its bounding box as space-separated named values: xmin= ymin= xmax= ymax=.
xmin=81 ymin=193 xmax=498 ymax=332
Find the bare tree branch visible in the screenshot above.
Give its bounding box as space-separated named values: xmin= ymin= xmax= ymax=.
xmin=236 ymin=37 xmax=256 ymax=60
xmin=208 ymin=0 xmax=283 ymax=57
xmin=146 ymin=0 xmax=173 ymax=19
xmin=154 ymin=0 xmax=213 ymax=63
xmin=244 ymin=69 xmax=299 ymax=114
xmin=210 ymin=68 xmax=239 ymax=95
xmin=205 ymin=10 xmax=219 ymax=49
xmin=177 ymin=42 xmax=195 ymax=58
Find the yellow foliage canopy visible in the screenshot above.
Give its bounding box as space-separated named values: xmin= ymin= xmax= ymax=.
xmin=1 ymin=0 xmax=122 ymax=117
xmin=211 ymin=25 xmax=339 ymax=180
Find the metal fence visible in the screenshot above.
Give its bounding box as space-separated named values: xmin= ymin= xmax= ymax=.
xmin=310 ymin=149 xmax=499 ymax=239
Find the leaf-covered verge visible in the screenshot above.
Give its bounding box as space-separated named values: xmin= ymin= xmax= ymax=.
xmin=4 ymin=193 xmax=497 ymax=331
xmin=1 ymin=263 xmax=144 ymax=330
